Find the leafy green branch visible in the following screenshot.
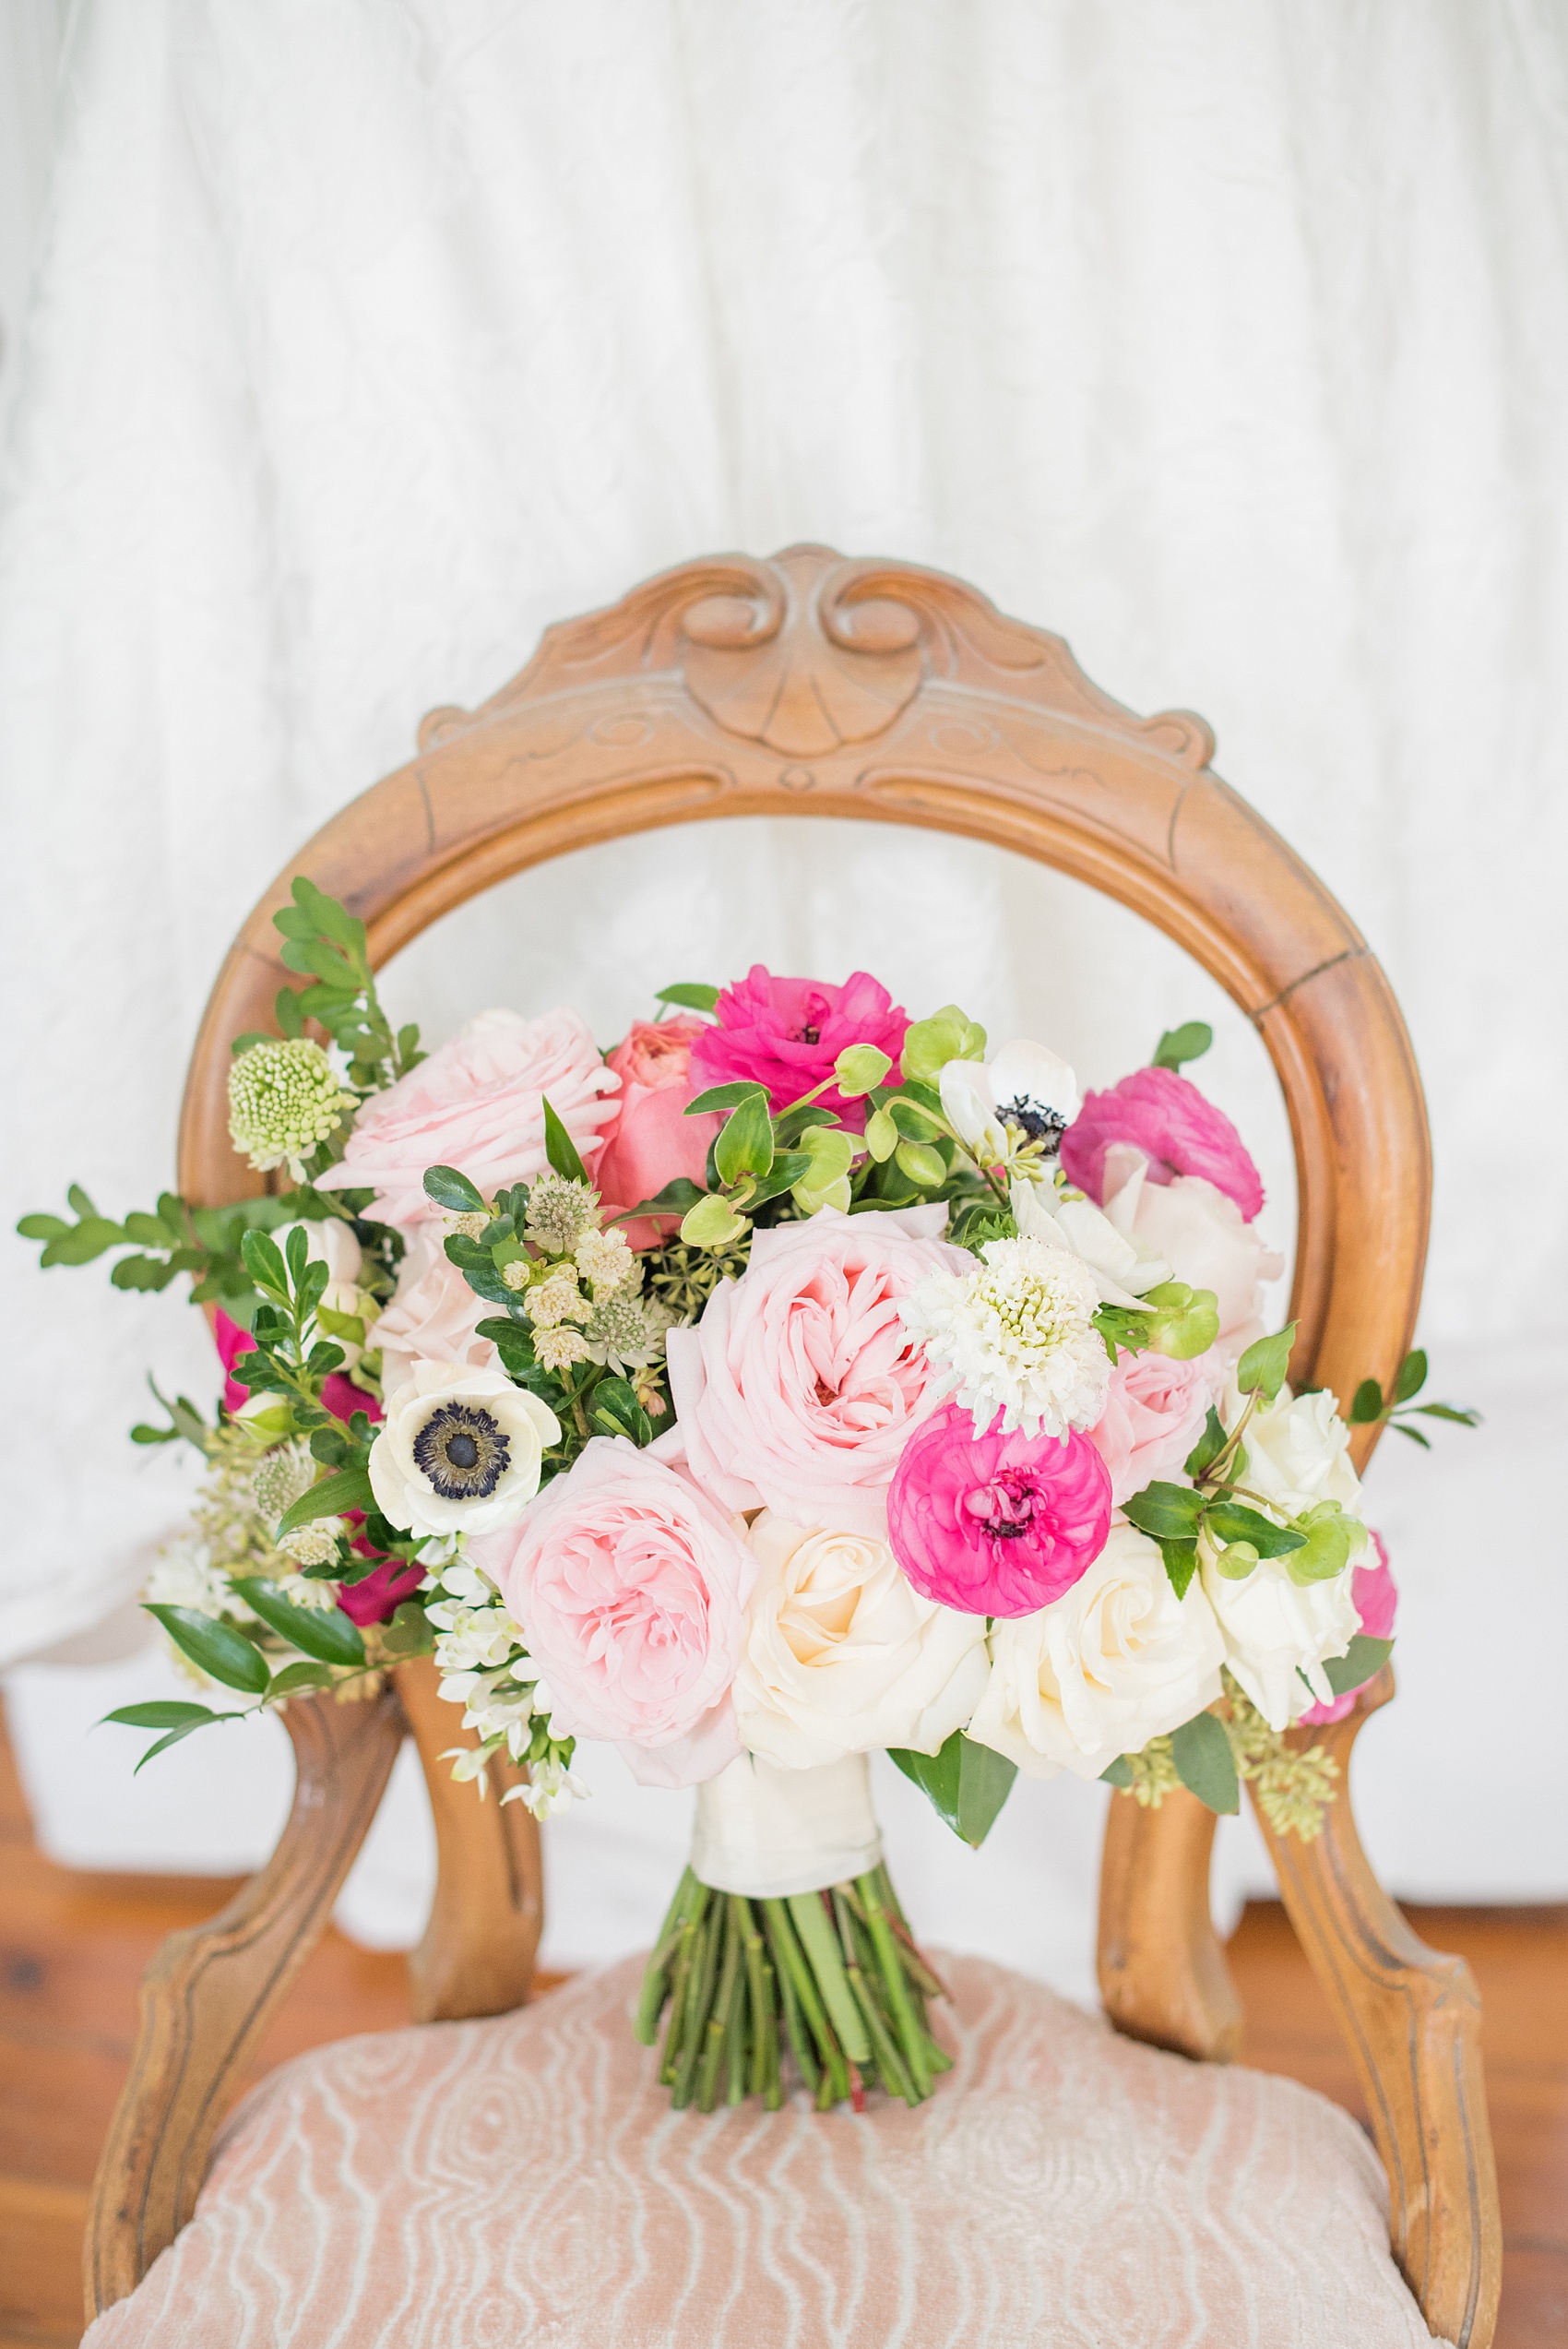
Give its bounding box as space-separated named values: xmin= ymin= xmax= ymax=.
xmin=1347 ymin=1349 xmax=1480 ymax=1448
xmin=231 ymin=876 xmax=422 ymax=1095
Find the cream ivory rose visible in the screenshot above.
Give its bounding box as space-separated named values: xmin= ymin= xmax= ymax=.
xmin=319 ymin=1006 xmax=620 ymax=1229
xmin=663 ymin=1206 xmax=970 ymax=1536
xmin=1101 ymin=1143 xmax=1282 ymax=1355
xmin=733 ymin=1512 xmax=990 ymax=1769
xmin=1200 ymin=1544 xmax=1360 ymax=1728
xmin=968 ymin=1523 xmax=1225 ymax=1780
xmin=1233 ymin=1378 xmax=1367 ymax=1520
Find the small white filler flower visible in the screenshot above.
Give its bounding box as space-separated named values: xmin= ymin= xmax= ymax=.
xmin=901 ymin=1234 xmax=1111 ymax=1438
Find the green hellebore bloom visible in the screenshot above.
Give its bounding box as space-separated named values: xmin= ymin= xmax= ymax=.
xmin=1284 ymin=1499 xmax=1368 ymax=1585
xmin=1214 ymin=1539 xmax=1260 ymax=1580
xmin=679 ymin=1194 xmax=750 ymax=1251
xmin=834 ymin=1043 xmax=893 ymax=1097
xmin=1141 ymin=1281 xmax=1221 ymax=1361
xmin=900 ymin=1004 xmax=988 ymax=1082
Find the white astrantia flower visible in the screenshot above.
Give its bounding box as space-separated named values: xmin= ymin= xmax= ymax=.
xmin=1200 ymin=1541 xmax=1360 ymax=1729
xmin=143 ymin=1533 xmax=236 ymax=1620
xmin=940 ymin=1039 xmax=1081 ymax=1179
xmin=369 ymin=1361 xmax=561 ymax=1538
xmin=968 ymin=1524 xmax=1226 ymax=1780
xmin=901 ymin=1234 xmax=1111 ymax=1438
xmin=1010 ymin=1173 xmax=1171 ymax=1306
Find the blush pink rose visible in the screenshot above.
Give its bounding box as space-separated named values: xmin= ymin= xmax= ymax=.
xmin=1297 ymin=1534 xmax=1397 ymax=1723
xmin=1090 ymin=1347 xmax=1215 ymax=1508
xmin=886 ymin=1402 xmax=1113 ymax=1618
xmin=473 ymin=1439 xmax=754 ymax=1789
xmin=690 ymin=964 xmax=909 ymax=1132
xmin=366 ymin=1228 xmax=499 ymax=1395
xmin=317 ymin=1008 xmax=620 ymax=1229
xmin=1102 ymin=1148 xmax=1283 ymax=1357
xmin=664 ymin=1206 xmax=968 ymax=1537
xmin=595 ymin=1018 xmax=722 ymax=1249
xmin=1062 ymin=1065 xmax=1265 ymax=1220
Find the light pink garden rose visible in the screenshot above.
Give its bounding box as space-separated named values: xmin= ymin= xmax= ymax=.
xmin=318 ymin=1008 xmax=620 ymax=1229
xmin=1102 ymin=1147 xmax=1283 ymax=1357
xmin=1062 ymin=1065 xmax=1265 ymax=1220
xmin=473 ymin=1439 xmax=754 ymax=1789
xmin=366 ymin=1227 xmax=499 ymax=1394
xmin=690 ymin=965 xmax=909 ymax=1132
xmin=886 ymin=1401 xmax=1113 ymax=1617
xmin=1297 ymin=1534 xmax=1397 ymax=1724
xmin=595 ymin=1018 xmax=721 ymax=1249
xmin=665 ymin=1206 xmax=968 ymax=1536
xmin=1090 ymin=1347 xmax=1216 ymax=1508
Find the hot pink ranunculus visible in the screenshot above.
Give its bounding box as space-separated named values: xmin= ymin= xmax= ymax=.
xmin=472 ymin=1439 xmax=754 ymax=1788
xmin=1061 ymin=1065 xmax=1265 ymax=1220
xmin=1090 ymin=1347 xmax=1215 ymax=1508
xmin=316 ymin=1008 xmax=620 ymax=1229
xmin=595 ymin=1018 xmax=722 ymax=1248
xmin=1297 ymin=1534 xmax=1397 ymax=1724
xmin=690 ymin=964 xmax=909 ymax=1131
xmin=663 ymin=1207 xmax=968 ymax=1537
xmin=886 ymin=1401 xmax=1113 ymax=1618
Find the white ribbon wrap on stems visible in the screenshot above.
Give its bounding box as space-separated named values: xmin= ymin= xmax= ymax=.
xmin=692 ymin=1752 xmax=883 ymax=1899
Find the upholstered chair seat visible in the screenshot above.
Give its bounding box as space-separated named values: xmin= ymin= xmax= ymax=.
xmin=84 ymin=1954 xmax=1446 ymax=2349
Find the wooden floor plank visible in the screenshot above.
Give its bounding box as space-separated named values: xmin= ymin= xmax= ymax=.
xmin=2 ymin=1699 xmax=1563 ymax=2345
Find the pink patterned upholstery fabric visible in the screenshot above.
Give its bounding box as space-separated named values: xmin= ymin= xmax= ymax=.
xmin=86 ymin=1955 xmax=1446 ymax=2348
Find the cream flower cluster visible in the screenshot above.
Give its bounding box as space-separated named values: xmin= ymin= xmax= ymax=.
xmin=900 ymin=1233 xmax=1111 ymax=1438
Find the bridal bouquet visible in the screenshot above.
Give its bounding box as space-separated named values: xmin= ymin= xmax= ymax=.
xmin=21 ymin=877 xmax=1476 ymax=2116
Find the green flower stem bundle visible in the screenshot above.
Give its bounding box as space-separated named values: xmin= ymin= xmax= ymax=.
xmin=636 ymin=1866 xmax=950 ymax=2115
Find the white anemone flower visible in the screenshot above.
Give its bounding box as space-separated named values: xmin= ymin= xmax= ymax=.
xmin=940 ymin=1040 xmax=1081 ymax=1179
xmin=901 ymin=1234 xmax=1111 ymax=1437
xmin=1010 ymin=1174 xmax=1171 ymax=1306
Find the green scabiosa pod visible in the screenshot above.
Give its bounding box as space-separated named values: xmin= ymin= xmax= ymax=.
xmin=228 ymin=1039 xmax=350 ymax=1175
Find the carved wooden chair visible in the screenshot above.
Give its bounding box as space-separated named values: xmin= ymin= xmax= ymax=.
xmin=84 ymin=548 xmax=1500 ymax=2348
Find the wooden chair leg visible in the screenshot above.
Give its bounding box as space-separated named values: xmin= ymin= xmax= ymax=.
xmin=396 ymin=1654 xmax=543 ymax=2023
xmin=1251 ymin=1669 xmax=1502 ymax=2349
xmin=1098 ymin=1781 xmax=1243 ymax=2060
xmin=84 ymin=1685 xmax=404 ymax=2319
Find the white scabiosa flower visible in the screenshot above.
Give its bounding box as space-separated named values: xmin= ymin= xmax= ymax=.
xmin=901 ymin=1234 xmax=1111 ymax=1438
xmin=227 ymin=1039 xmax=350 ymax=1177
xmin=369 ymin=1362 xmax=561 ymax=1538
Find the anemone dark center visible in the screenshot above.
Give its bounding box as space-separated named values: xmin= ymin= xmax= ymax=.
xmin=999 ymin=1094 xmax=1068 ymax=1152
xmin=412 ymin=1402 xmax=510 ymax=1500
xmin=964 ymin=1473 xmax=1040 ymax=1540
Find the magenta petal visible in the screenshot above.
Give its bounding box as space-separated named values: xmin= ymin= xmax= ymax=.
xmin=1061 ymin=1066 xmax=1265 ymax=1220
xmin=337 ymin=1556 xmax=425 ymax=1627
xmin=887 ymin=1401 xmax=1112 ymax=1618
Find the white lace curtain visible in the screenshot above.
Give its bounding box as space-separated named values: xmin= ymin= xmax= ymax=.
xmin=2 ymin=1 xmax=1564 ymax=1976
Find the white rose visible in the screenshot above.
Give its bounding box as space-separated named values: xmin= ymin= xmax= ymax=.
xmin=732 ymin=1512 xmax=991 ymax=1769
xmin=1010 ymin=1173 xmax=1170 ymax=1306
xmin=1102 ymin=1146 xmax=1282 ymax=1355
xmin=368 ymin=1226 xmax=500 ymax=1394
xmin=968 ymin=1522 xmax=1226 ymax=1780
xmin=1200 ymin=1541 xmax=1360 ymax=1729
xmin=368 ymin=1361 xmax=560 ymax=1538
xmin=1231 ymin=1379 xmax=1365 ymax=1520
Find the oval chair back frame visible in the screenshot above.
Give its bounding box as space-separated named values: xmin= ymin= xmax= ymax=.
xmin=87 ymin=548 xmax=1500 ymax=2345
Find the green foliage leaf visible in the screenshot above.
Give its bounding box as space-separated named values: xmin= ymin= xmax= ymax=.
xmin=654 ymin=982 xmax=719 ymax=1013
xmin=714 ymin=1091 xmax=775 ymax=1186
xmin=1395 ymin=1348 xmax=1428 ymax=1403
xmin=135 ymin=1720 xmax=228 ymax=1771
xmin=41 ymin=1217 xmax=127 ymax=1266
xmin=378 ymin=1603 xmax=436 ymax=1659
xmin=541 ymin=1097 xmax=588 ymax=1183
xmin=110 ymin=1254 xmax=180 ymax=1292
xmin=101 ymin=1701 xmax=220 ymax=1731
xmin=1322 ymin=1634 xmax=1394 ymax=1696
xmin=422 ymin=1163 xmax=488 ymax=1213
xmin=1183 ymin=1406 xmax=1227 ymax=1480
xmin=1123 ymin=1481 xmax=1206 ymax=1541
xmin=1099 ymin=1754 xmax=1134 ymax=1787
xmin=1170 ymin=1711 xmax=1239 ymax=1814
xmin=1390 ymin=1420 xmax=1431 ymax=1448
xmin=1203 ymin=1500 xmax=1305 ymax=1559
xmin=267 ymin=1660 xmax=337 ymax=1698
xmin=1151 ymin=1021 xmax=1214 ymax=1071
xmin=145 ymin=1605 xmax=270 ymax=1695
xmin=1158 ymin=1536 xmax=1199 ymax=1598
xmin=241 ymin=1228 xmax=290 ymax=1298
xmin=230 ymin=1578 xmax=365 ymax=1665
xmin=274 ymin=1466 xmax=374 ymax=1536
xmin=17 ymin=1212 xmax=68 ymax=1240
xmin=887 ymin=1731 xmax=1018 ymax=1848
xmin=1235 ymin=1320 xmax=1297 ymax=1401
xmin=685 ymin=1080 xmax=770 ymax=1117
xmin=607 ymin=1176 xmax=710 ymax=1223
xmin=1349 ymin=1377 xmax=1385 ymax=1424
xmin=588 ymin=1376 xmax=655 ymax=1448
xmin=1408 ymin=1401 xmax=1480 ymax=1426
